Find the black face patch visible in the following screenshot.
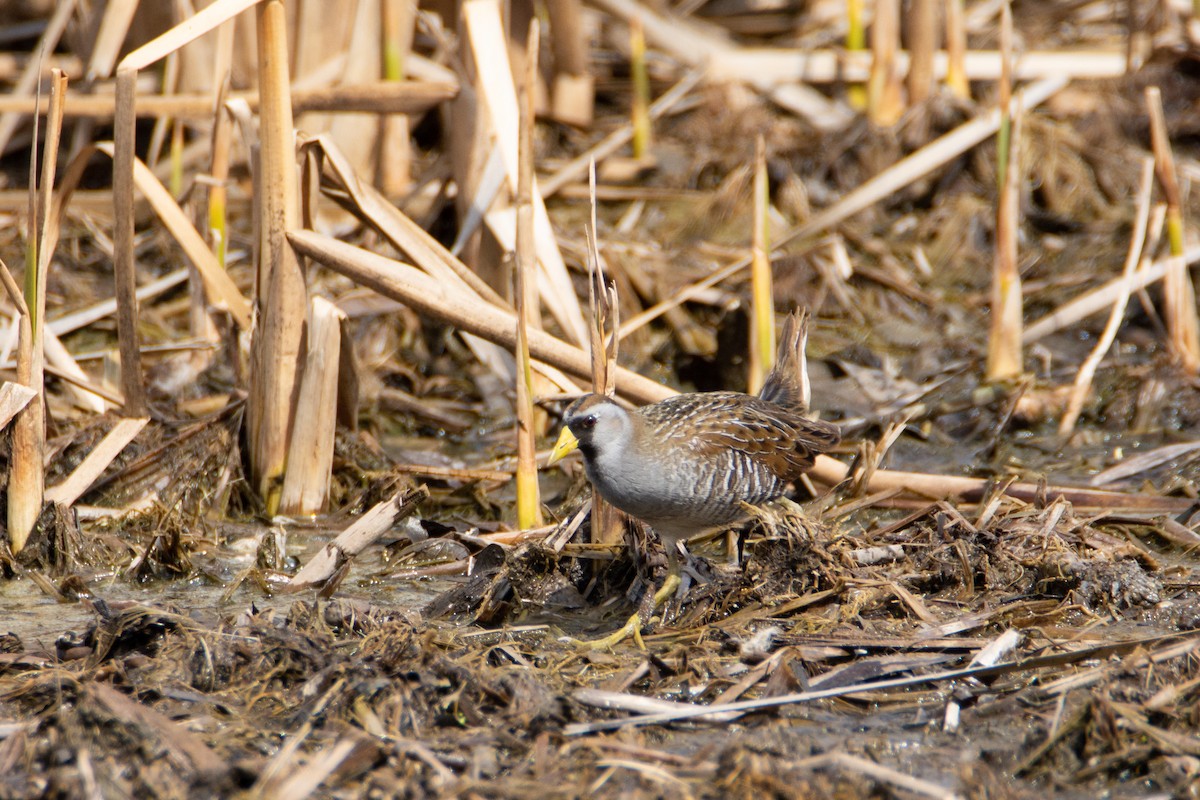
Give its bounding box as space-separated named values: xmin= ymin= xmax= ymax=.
xmin=573 ymin=415 xmax=597 ymax=432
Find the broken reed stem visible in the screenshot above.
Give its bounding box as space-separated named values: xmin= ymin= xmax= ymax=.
xmin=515 ymin=19 xmax=542 ymax=530
xmin=867 ymin=0 xmax=903 ymax=125
xmin=114 ymin=67 xmax=148 ymax=416
xmin=905 ymin=0 xmax=936 ymax=105
xmin=1146 ymin=85 xmax=1200 ymax=373
xmin=748 ymin=135 xmax=773 ymax=395
xmin=278 ymin=296 xmax=345 ymax=515
xmin=1059 ymin=159 xmax=1155 ymax=437
xmin=249 ymin=0 xmax=306 ymax=513
xmin=944 ymin=0 xmax=968 ymax=98
xmin=10 ymin=69 xmax=67 ymax=553
xmin=629 ymin=15 xmax=651 ymax=159
xmin=546 ymin=0 xmax=593 ymax=126
xmin=985 ymin=3 xmax=1022 ymax=382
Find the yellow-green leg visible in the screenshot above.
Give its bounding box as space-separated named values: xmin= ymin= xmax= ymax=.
xmin=577 ymin=546 xmax=681 ymax=651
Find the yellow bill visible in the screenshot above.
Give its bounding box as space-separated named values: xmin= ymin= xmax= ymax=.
xmin=546 ymin=426 xmax=579 ymax=466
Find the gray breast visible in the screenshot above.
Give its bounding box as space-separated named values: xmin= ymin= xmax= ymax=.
xmin=586 ymin=444 xmax=786 ymax=538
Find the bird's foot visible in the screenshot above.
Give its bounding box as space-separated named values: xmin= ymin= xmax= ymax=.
xmin=573 ymin=573 xmax=682 ymax=651
xmin=573 ymin=612 xmax=648 ymax=650
xmin=651 ymin=572 xmax=682 ymax=608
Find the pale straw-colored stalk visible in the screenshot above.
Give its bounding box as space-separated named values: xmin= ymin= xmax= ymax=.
xmin=985 ymin=2 xmax=1022 ymax=382
xmin=748 ymin=136 xmax=774 ymax=394
xmin=515 ymin=20 xmax=542 ymax=530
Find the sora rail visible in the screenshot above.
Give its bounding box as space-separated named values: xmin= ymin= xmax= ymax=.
xmin=549 ymin=310 xmax=840 ymax=648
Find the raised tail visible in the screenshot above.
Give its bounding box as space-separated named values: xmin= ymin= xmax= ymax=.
xmin=758 ymin=309 xmax=812 ymax=411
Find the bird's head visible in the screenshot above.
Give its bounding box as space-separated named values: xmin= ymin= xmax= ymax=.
xmin=547 ymin=394 xmax=631 ymax=466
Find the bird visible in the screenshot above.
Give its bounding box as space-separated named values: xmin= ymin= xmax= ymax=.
xmin=548 ymin=310 xmax=840 ymax=648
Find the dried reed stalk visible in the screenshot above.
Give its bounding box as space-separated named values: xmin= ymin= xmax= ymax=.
xmin=747 ymin=136 xmax=773 ymax=395
xmin=248 ymin=0 xmax=306 ymax=513
xmin=378 ymin=0 xmax=417 ymax=195
xmin=515 ymin=20 xmax=542 ymax=530
xmin=868 ymin=0 xmax=904 ymax=125
xmin=9 ymin=70 xmax=66 ymax=554
xmin=113 ymin=67 xmax=148 ymax=415
xmin=547 ymin=0 xmax=594 ymax=126
xmin=1059 ymin=160 xmax=1155 ymax=437
xmin=629 ymin=15 xmax=651 ymax=159
xmin=0 ymin=82 xmax=458 ymax=119
xmin=985 ymin=4 xmax=1022 ymax=382
xmin=1146 ymin=86 xmax=1200 ymax=373
xmin=905 ymin=0 xmax=937 ymax=104
xmin=707 ymin=49 xmax=1126 ymax=86
xmin=845 ymin=0 xmax=866 ymax=108
xmin=279 ymin=297 xmax=346 ymax=515
xmin=286 ymin=230 xmax=668 ymax=403
xmin=944 ymin=0 xmax=969 ymax=98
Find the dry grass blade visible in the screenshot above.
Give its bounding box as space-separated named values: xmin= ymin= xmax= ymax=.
xmin=0 ymin=82 xmax=457 ymax=119
xmin=0 ymin=382 xmax=37 ymax=430
xmin=584 ymin=162 xmax=622 ymax=546
xmin=119 ymin=0 xmax=262 ymax=72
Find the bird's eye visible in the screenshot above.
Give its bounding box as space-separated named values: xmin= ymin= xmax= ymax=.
xmin=576 ymin=415 xmax=597 ymax=431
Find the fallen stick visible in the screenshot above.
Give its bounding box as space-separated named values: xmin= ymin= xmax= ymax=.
xmin=287 ymin=485 xmax=429 ymax=591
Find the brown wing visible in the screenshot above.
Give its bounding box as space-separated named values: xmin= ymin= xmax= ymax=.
xmin=640 ymin=392 xmax=840 ymax=481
